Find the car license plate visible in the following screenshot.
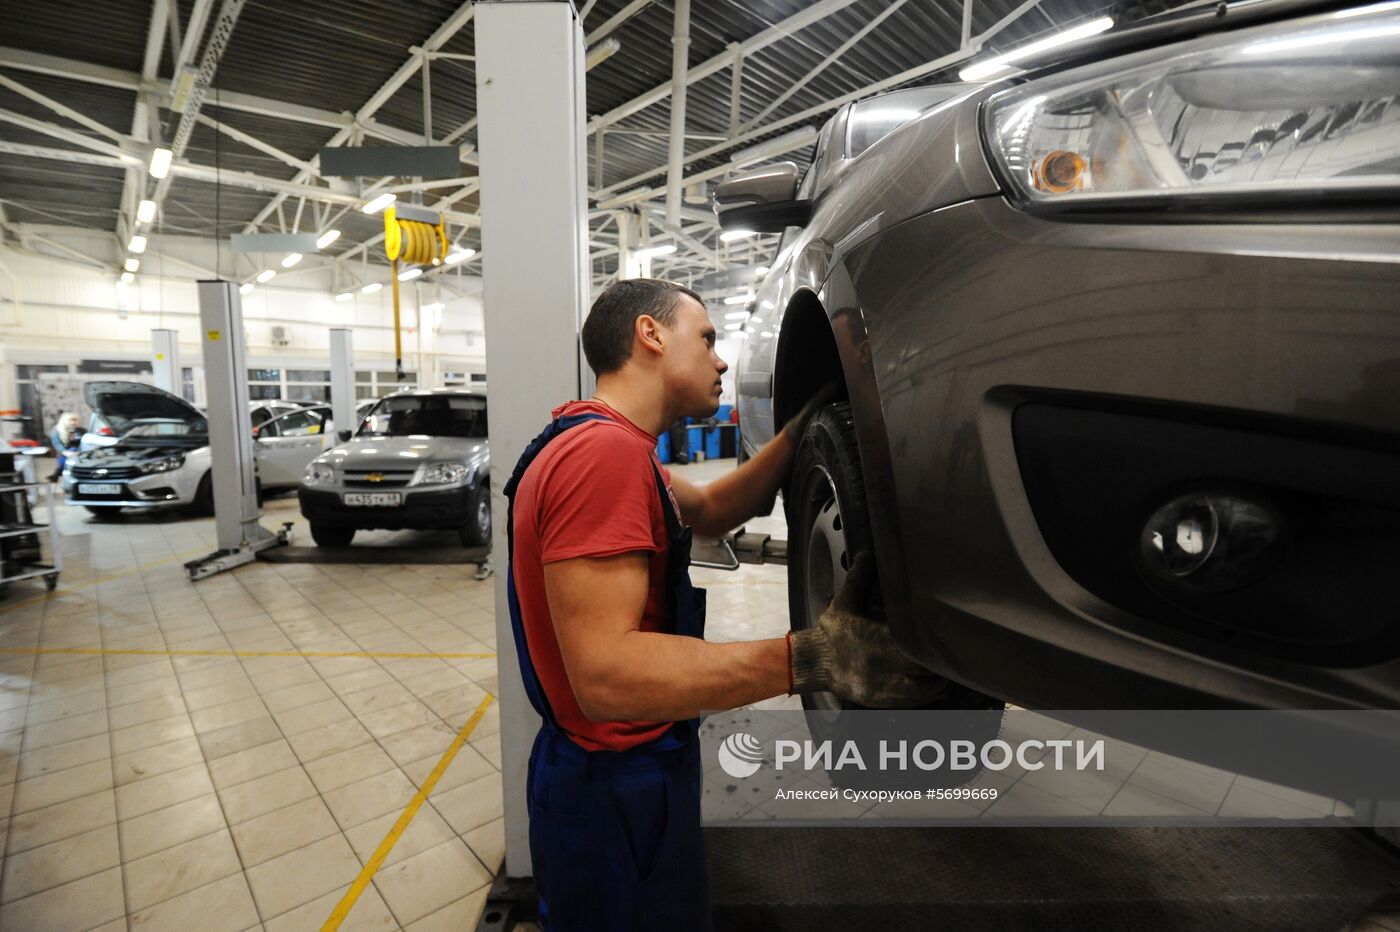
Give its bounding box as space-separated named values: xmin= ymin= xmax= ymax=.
xmin=77 ymin=483 xmax=121 ymax=495
xmin=344 ymin=492 xmax=401 ymax=507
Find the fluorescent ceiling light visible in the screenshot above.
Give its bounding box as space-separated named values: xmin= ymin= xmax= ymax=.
xmin=634 ymin=244 xmax=677 ymax=259
xmin=136 ymin=199 xmax=157 ymax=224
xmin=398 ymin=267 xmax=423 ymax=282
xmin=124 ymin=257 xmax=140 ymax=272
xmin=127 ymin=235 xmax=147 ymax=254
xmin=256 ymin=269 xmax=276 ymax=283
xmin=724 ymin=294 xmax=755 ymax=306
xmin=281 ymin=252 xmax=303 ymax=268
xmin=362 ymin=282 xmax=382 ymax=294
xmin=720 ymin=230 xmax=755 ymax=242
xmin=361 ymin=193 xmax=397 ymax=214
xmin=120 ymin=271 xmax=135 ymax=284
xmin=148 ymin=147 xmax=173 ymax=179
xmin=240 ymin=282 xmax=254 ymax=295
xmin=422 ymin=301 xmax=445 ymax=313
xmin=959 ymin=16 xmax=1114 ymax=82
xmin=724 ymin=322 xmax=744 ymax=331
xmin=585 ymin=37 xmax=621 ymax=71
xmin=444 ymin=247 xmax=476 ymax=265
xmin=334 ymin=291 xmax=354 ymax=302
xmin=724 ymin=310 xmax=750 ymax=320
xmin=316 ymin=229 xmax=342 ymax=250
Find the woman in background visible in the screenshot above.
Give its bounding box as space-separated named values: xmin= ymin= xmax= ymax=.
xmin=48 ymin=411 xmax=81 ymax=481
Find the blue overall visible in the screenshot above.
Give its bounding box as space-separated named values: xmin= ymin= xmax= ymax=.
xmin=504 ymin=412 xmax=713 ymax=932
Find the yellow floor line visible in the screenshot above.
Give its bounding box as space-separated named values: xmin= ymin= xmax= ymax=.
xmin=322 ymin=693 xmax=497 ymax=931
xmin=0 ymin=646 xmax=496 ymax=660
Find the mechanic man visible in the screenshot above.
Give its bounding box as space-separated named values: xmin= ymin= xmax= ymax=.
xmin=504 ymin=278 xmax=939 ymax=930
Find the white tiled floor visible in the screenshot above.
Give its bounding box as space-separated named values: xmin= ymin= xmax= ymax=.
xmin=0 ymin=459 xmax=793 ymax=931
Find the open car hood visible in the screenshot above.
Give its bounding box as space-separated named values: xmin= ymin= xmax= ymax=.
xmin=83 ymin=381 xmax=204 ymax=434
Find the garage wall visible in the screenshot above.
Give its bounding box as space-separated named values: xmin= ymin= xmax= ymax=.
xmin=0 ymin=242 xmax=489 ymax=417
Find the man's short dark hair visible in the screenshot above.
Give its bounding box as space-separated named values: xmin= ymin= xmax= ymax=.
xmin=581 ymin=278 xmax=706 ymax=376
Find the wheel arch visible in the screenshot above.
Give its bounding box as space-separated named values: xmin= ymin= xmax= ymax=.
xmin=772 ymin=274 xmax=917 ymax=648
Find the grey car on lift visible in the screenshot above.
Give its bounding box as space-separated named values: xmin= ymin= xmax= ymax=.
xmin=716 ymin=0 xmax=1400 ymax=715
xmin=298 ymin=389 xmax=491 ymax=548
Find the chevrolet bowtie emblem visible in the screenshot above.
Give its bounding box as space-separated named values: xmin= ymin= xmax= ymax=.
xmin=366 ymin=473 xmax=384 ymax=482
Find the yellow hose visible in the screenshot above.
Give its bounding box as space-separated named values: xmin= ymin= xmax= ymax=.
xmin=382 ymin=207 xmax=446 ymax=381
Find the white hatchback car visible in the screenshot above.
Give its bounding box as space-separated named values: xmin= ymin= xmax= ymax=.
xmin=64 ymin=382 xmax=334 ymax=519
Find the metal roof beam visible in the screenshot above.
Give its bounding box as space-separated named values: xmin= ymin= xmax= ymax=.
xmin=238 ymin=1 xmax=476 ymax=237
xmin=0 ymin=46 xmax=354 ymax=131
xmin=585 ymin=0 xmax=653 ymax=45
xmin=592 ymin=0 xmax=1049 ymax=202
xmin=0 ymin=108 xmax=139 ymax=162
xmin=586 ymin=0 xmax=863 ymax=137
xmin=117 ymin=0 xmax=171 ymax=246
xmin=0 ymin=74 xmax=128 ymax=145
xmin=740 ymin=0 xmax=910 ymax=133
xmin=194 ymin=112 xmax=313 ymax=172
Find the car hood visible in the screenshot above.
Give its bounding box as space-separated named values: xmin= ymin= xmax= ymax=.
xmin=84 ymin=381 xmax=204 ymax=433
xmin=315 ymin=435 xmax=489 ymax=472
xmin=71 ymin=443 xmax=201 ymax=468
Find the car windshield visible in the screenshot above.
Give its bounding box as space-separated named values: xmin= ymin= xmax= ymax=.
xmin=358 ymin=395 xmax=487 ymax=439
xmin=846 ymin=85 xmax=967 ymax=160
xmin=120 ymin=418 xmax=208 ymax=447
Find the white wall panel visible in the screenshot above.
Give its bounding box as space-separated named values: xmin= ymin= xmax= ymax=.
xmin=0 ymin=247 xmax=486 ymax=379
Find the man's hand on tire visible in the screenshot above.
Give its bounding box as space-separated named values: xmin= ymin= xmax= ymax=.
xmin=780 ymin=381 xmax=843 ymax=445
xmin=789 ymin=553 xmax=948 ymax=708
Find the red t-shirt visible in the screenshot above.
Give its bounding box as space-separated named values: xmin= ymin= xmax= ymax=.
xmin=512 ymin=400 xmax=678 ymax=752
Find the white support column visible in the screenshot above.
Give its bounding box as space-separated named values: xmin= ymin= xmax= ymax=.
xmin=190 ymin=280 xmax=287 ymax=578
xmin=329 ymin=328 xmax=354 ymax=436
xmin=475 ymin=0 xmax=590 ymax=880
xmin=150 ymin=329 xmax=180 ymax=394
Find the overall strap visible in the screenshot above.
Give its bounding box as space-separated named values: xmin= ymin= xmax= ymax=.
xmin=504 ymin=412 xmax=610 ymax=726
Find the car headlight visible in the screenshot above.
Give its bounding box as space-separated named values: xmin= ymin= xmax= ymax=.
xmin=303 ymin=462 xmax=336 ymax=486
xmin=140 ymin=454 xmax=185 ymax=474
xmin=414 ymin=462 xmax=472 ymax=486
xmin=983 ymin=3 xmax=1400 ymax=209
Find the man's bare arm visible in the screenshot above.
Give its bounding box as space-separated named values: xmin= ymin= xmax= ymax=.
xmin=669 ymin=431 xmax=796 ymax=537
xmin=544 ymin=552 xmax=790 ymax=722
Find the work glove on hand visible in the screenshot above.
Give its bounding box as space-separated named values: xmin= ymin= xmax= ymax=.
xmin=780 ymin=381 xmax=844 ymax=444
xmin=788 ymin=553 xmax=948 ymax=708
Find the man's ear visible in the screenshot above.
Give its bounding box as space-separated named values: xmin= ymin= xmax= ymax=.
xmin=635 ymin=314 xmax=665 ymax=357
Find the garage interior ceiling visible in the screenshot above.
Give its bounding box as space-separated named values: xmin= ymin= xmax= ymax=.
xmin=0 ymin=0 xmax=1188 ymax=300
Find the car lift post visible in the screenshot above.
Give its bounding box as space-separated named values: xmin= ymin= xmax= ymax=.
xmin=329 ymin=328 xmax=355 ymax=437
xmin=186 ymin=280 xmax=289 ymax=580
xmin=474 ymin=2 xmax=590 ymax=926
xmin=150 ymin=329 xmax=180 ymax=395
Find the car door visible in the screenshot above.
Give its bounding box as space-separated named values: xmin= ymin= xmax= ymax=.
xmin=254 ymin=408 xmax=328 ymax=488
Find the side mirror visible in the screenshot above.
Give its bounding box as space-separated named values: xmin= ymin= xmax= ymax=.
xmin=713 ymin=161 xmax=812 ymax=234
xmin=337 ymin=429 xmax=352 ymax=443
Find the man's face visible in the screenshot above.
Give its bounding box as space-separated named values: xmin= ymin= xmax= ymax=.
xmin=661 ymin=296 xmax=727 ymax=418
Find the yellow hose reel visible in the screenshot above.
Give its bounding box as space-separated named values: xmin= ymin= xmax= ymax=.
xmin=383 ymin=206 xmax=447 ymax=380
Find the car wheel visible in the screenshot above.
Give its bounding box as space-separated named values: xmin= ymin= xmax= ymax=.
xmin=193 ymin=473 xmax=214 ymax=516
xmin=85 ymin=507 xmax=124 ymax=521
xmin=459 ymin=484 xmax=491 ymax=547
xmin=310 ymin=524 xmax=355 ymax=547
xmin=788 ymin=402 xmax=1004 ymax=786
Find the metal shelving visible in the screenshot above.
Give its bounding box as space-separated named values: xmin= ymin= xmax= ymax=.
xmin=0 ymin=479 xmax=61 ymax=596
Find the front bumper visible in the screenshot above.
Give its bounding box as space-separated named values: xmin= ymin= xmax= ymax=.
xmin=298 ymin=486 xmax=473 ymax=530
xmin=848 ymin=196 xmax=1400 ymax=710
xmin=62 ymin=473 xmax=189 ymax=509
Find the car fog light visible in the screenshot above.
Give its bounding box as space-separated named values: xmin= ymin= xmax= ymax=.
xmin=1139 ymin=492 xmax=1285 ymax=592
